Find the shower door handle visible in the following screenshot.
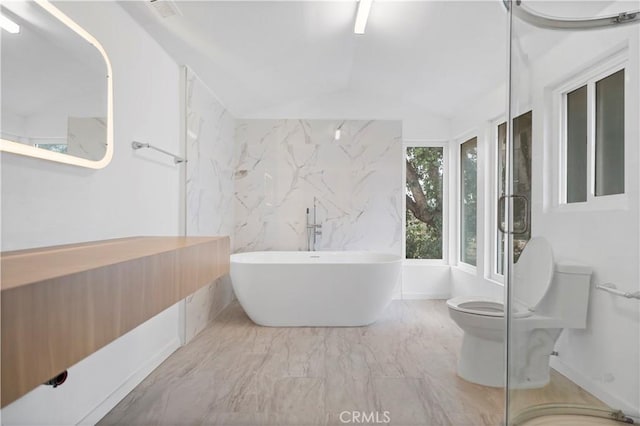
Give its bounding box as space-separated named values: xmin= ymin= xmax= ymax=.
xmin=497 ymin=194 xmax=529 ymax=235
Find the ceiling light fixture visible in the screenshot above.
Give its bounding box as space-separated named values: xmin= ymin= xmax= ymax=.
xmin=148 ymin=0 xmax=182 ymax=19
xmin=354 ymin=0 xmax=373 ymax=35
xmin=0 ymin=13 xmax=20 ymax=34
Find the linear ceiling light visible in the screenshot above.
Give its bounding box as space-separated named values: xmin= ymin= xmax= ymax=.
xmin=354 ymin=0 xmax=373 ymax=35
xmin=0 ymin=13 xmax=20 ymax=34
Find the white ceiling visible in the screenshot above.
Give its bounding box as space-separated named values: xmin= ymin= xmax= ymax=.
xmin=120 ymin=0 xmax=620 ymax=120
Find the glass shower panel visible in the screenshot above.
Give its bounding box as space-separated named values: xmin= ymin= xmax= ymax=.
xmin=507 ymin=2 xmax=639 ymax=425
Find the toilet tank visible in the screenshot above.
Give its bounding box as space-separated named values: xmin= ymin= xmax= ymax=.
xmin=535 ymin=262 xmax=593 ymax=329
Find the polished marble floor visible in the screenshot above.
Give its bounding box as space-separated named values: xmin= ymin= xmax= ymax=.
xmin=100 ymin=300 xmax=603 ymax=426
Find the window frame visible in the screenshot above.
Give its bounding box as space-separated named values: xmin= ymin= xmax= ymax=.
xmin=489 ymin=116 xmax=507 ymax=284
xmin=458 ymin=136 xmax=478 ymax=269
xmin=555 ymin=52 xmax=628 ymax=212
xmin=402 ymin=140 xmax=449 ymax=266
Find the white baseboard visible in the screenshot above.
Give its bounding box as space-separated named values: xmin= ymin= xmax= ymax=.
xmin=77 ymin=338 xmax=182 ymax=425
xmin=551 ymin=358 xmax=640 ymax=418
xmin=401 ymin=292 xmax=450 ymax=300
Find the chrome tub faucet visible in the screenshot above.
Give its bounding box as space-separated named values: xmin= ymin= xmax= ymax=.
xmin=306 ymin=196 xmax=322 ymax=251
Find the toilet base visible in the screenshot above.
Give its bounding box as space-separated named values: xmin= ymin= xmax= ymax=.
xmin=509 ymin=328 xmax=561 ymax=389
xmin=458 ymin=332 xmax=505 ymax=387
xmin=456 ymin=328 xmax=561 ymax=389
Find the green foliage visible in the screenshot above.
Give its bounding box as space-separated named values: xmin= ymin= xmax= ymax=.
xmin=405 ymin=147 xmax=443 ymax=259
xmin=406 ymin=210 xmax=442 ymax=259
xmin=35 ymin=143 xmax=68 ymax=154
xmin=461 ymin=140 xmax=477 ymax=265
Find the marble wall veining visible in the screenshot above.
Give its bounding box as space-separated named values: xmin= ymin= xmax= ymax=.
xmin=234 ymin=120 xmax=402 ymax=256
xmin=184 ymin=68 xmax=236 ymax=342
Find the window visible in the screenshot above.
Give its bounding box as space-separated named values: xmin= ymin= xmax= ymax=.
xmin=460 ymin=137 xmax=477 ymax=266
xmin=564 ymin=68 xmax=625 ymax=203
xmin=494 ymin=111 xmax=532 ymax=276
xmin=595 ymin=69 xmax=625 ymax=196
xmin=405 ymin=145 xmax=445 ymax=260
xmin=566 ymin=86 xmax=588 ymax=202
xmin=512 ymin=112 xmax=533 ymax=261
xmin=34 ymin=143 xmax=68 ymax=154
xmin=496 ymin=123 xmax=506 ymax=276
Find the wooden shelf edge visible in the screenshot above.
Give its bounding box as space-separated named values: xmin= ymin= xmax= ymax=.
xmin=1 ymin=236 xmax=230 ymax=407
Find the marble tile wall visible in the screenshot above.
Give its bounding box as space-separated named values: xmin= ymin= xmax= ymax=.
xmin=234 ymin=120 xmax=402 ymax=255
xmin=184 ymin=69 xmax=236 ymax=342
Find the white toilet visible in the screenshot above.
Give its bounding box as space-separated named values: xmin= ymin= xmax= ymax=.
xmin=447 ymin=237 xmax=592 ymax=388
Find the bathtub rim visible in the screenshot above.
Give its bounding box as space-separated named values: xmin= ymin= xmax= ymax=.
xmin=230 ymin=250 xmax=401 ymax=265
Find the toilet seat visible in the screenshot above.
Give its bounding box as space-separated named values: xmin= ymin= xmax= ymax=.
xmin=447 ymin=237 xmax=555 ymax=320
xmin=447 ymin=296 xmax=532 ymax=318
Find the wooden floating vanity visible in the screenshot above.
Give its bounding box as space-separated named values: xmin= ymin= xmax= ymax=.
xmin=0 ymin=236 xmax=230 ymax=407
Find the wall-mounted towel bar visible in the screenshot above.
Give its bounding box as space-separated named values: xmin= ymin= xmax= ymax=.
xmin=131 ymin=141 xmax=186 ymax=164
xmin=596 ymin=283 xmax=640 ymax=300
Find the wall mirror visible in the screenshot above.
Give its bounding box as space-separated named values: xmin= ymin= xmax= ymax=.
xmin=0 ymin=0 xmax=113 ymax=169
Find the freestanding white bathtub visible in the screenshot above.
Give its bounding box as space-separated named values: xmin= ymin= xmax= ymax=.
xmin=230 ymin=251 xmax=401 ymax=326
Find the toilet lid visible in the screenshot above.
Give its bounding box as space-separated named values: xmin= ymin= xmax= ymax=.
xmin=513 ymin=237 xmax=554 ymax=311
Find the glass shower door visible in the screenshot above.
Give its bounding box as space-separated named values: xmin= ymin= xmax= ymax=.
xmin=505 ymin=2 xmax=640 ymax=424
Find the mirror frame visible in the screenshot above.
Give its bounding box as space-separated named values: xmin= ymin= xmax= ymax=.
xmin=0 ymin=0 xmax=113 ymax=169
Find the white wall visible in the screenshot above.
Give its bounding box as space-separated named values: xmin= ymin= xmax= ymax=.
xmin=402 ymin=264 xmax=451 ymax=299
xmin=183 ymin=68 xmax=236 ymax=342
xmin=402 ymin=113 xmax=451 ymax=142
xmin=524 ymin=20 xmax=640 ymax=416
xmin=240 ymin=88 xmax=452 ymax=140
xmin=1 ymin=2 xmax=184 ymax=423
xmin=1 ymin=3 xmax=182 ymax=251
xmin=449 ymin=7 xmax=640 ymax=415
